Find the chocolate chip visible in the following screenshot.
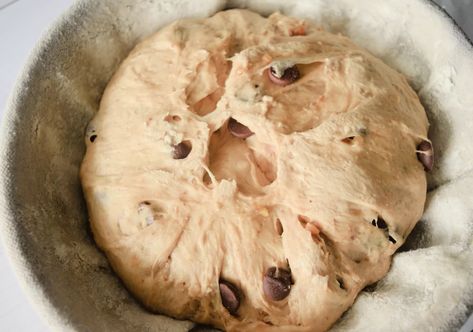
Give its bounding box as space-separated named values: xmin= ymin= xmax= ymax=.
xmin=263 ymin=267 xmax=293 ymax=301
xmin=228 ymin=118 xmax=254 ymax=139
xmin=172 ymin=141 xmax=192 ymax=159
xmin=376 ymin=218 xmax=387 ymax=229
xmin=371 ymin=220 xmax=376 ymax=226
xmin=219 ymin=280 xmax=241 ymax=315
xmin=416 ymin=140 xmax=434 ymax=172
xmin=268 ymin=65 xmax=300 ymax=86
xmin=388 ymin=235 xmax=397 ymax=244
xmin=90 ymin=135 xmax=97 ymax=142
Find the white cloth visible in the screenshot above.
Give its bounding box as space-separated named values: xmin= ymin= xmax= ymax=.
xmin=0 ymin=0 xmax=472 ymax=331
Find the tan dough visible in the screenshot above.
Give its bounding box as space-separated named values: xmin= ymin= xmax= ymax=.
xmin=80 ymin=9 xmax=429 ymax=332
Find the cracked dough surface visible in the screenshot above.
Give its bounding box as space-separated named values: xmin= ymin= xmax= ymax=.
xmin=80 ymin=9 xmax=429 ymax=332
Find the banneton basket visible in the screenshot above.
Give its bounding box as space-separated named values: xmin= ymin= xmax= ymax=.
xmin=1 ymin=0 xmax=472 ymax=331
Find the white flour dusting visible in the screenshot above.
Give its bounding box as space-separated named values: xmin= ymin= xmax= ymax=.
xmin=0 ymin=0 xmax=472 ymax=331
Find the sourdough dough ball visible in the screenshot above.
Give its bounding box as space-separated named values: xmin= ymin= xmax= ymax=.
xmin=80 ymin=9 xmax=432 ymax=332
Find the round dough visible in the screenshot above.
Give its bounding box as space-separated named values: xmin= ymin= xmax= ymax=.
xmin=80 ymin=9 xmax=429 ymax=332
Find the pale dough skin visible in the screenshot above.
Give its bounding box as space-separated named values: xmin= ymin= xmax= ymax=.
xmin=80 ymin=9 xmax=429 ymax=332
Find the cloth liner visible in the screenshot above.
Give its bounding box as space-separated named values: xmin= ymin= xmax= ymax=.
xmin=0 ymin=0 xmax=472 ymax=331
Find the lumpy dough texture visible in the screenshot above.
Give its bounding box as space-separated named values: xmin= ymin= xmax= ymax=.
xmin=80 ymin=9 xmax=430 ymax=332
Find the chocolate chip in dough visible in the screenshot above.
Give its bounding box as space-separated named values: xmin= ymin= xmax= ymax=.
xmin=268 ymin=64 xmax=300 ymax=86
xmin=228 ymin=118 xmax=254 ymax=139
xmin=376 ymin=217 xmax=388 ymax=229
xmin=219 ymin=280 xmax=241 ymax=315
xmin=263 ymin=267 xmax=293 ymax=301
xmin=90 ymin=135 xmax=97 ymax=143
xmin=388 ymin=235 xmax=397 ymax=244
xmin=172 ymin=140 xmax=192 ymax=159
xmin=416 ymin=140 xmax=434 ymax=172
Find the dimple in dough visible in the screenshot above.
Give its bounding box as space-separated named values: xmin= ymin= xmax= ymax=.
xmin=80 ymin=9 xmax=429 ymax=332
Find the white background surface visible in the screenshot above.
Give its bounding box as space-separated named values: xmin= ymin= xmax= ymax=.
xmin=0 ymin=0 xmax=472 ymax=331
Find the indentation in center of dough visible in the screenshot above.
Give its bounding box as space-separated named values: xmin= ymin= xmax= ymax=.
xmin=205 ymin=123 xmax=277 ymax=195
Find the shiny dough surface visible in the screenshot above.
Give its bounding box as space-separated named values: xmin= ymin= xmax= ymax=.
xmin=80 ymin=9 xmax=429 ymax=332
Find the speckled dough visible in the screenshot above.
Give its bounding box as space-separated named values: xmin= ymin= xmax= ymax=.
xmin=80 ymin=9 xmax=429 ymax=332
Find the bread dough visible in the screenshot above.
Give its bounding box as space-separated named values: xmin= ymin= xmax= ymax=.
xmin=80 ymin=9 xmax=429 ymax=331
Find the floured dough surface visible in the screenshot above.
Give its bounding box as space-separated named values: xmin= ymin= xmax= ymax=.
xmin=80 ymin=9 xmax=430 ymax=332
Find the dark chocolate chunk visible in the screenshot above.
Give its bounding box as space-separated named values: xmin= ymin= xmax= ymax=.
xmin=219 ymin=280 xmax=241 ymax=315
xmin=388 ymin=235 xmax=397 ymax=244
xmin=263 ymin=267 xmax=293 ymax=301
xmin=268 ymin=65 xmax=300 ymax=86
xmin=376 ymin=218 xmax=388 ymax=229
xmin=228 ymin=118 xmax=254 ymax=139
xmin=416 ymin=140 xmax=434 ymax=172
xmin=172 ymin=141 xmax=192 ymax=159
xmin=90 ymin=135 xmax=97 ymax=143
